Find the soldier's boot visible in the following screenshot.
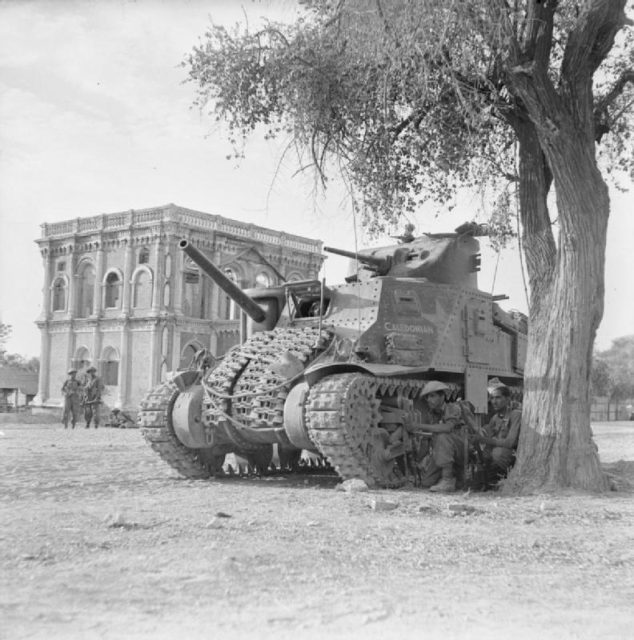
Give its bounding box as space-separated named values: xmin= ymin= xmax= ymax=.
xmin=429 ymin=466 xmax=456 ymax=493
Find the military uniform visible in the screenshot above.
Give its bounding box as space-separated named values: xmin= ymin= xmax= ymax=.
xmin=61 ymin=370 xmax=81 ymax=429
xmin=420 ymin=402 xmax=465 ymax=489
xmin=106 ymin=409 xmax=133 ymax=428
xmin=481 ymin=406 xmax=521 ymax=473
xmin=83 ymin=369 xmax=104 ymax=428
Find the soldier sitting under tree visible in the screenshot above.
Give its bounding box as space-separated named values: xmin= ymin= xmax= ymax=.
xmin=61 ymin=369 xmax=81 ymax=429
xmin=471 ymin=384 xmax=521 ymax=484
xmin=82 ymin=366 xmax=104 ymax=429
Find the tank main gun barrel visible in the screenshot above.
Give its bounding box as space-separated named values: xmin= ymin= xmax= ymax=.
xmin=323 ymin=246 xmax=390 ymax=274
xmin=179 ymin=239 xmax=267 ymax=323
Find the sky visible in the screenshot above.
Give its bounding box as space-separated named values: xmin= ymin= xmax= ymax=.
xmin=0 ymin=0 xmax=632 ymax=359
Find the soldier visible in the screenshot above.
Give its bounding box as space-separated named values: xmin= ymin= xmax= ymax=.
xmin=61 ymin=369 xmax=81 ymax=429
xmin=472 ymin=384 xmax=521 ymax=483
xmin=106 ymin=408 xmax=134 ymax=429
xmin=82 ymin=366 xmax=104 ymax=429
xmin=409 ymin=381 xmax=465 ymax=492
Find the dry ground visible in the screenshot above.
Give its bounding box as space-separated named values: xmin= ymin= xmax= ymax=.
xmin=1 ymin=419 xmax=633 ymax=640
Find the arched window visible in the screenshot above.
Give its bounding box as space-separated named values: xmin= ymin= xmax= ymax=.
xmin=139 ymin=247 xmax=150 ymax=264
xmin=255 ymin=272 xmax=272 ymax=288
xmin=164 ymin=254 xmax=172 ymax=278
xmin=133 ymin=269 xmax=152 ymax=308
xmin=104 ymin=272 xmax=121 ymax=308
xmin=52 ymin=277 xmax=67 ymax=311
xmin=179 ymin=342 xmax=203 ymax=369
xmin=102 ymin=347 xmax=119 ymax=386
xmin=77 ymin=262 xmax=95 ymax=317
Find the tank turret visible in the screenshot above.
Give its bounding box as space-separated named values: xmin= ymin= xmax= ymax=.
xmin=325 ymin=222 xmax=488 ymax=287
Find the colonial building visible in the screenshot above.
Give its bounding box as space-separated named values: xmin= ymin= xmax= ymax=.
xmin=34 ymin=204 xmax=323 ymax=411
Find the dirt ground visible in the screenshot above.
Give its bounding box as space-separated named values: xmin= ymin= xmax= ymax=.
xmin=1 ymin=419 xmax=633 ymax=640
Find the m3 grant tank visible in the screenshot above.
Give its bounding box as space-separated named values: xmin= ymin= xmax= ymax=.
xmin=138 ymin=223 xmax=527 ymax=487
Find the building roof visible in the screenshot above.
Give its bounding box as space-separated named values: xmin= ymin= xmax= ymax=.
xmin=38 ymin=203 xmax=323 ymax=255
xmin=0 ymin=368 xmax=39 ymax=395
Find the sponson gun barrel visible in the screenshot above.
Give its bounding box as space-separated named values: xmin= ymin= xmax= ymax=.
xmin=179 ymin=239 xmax=267 ymax=323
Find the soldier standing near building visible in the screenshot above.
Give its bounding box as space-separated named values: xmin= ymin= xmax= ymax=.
xmin=408 ymin=381 xmax=465 ymax=492
xmin=472 ymin=384 xmax=521 ymax=483
xmin=82 ymin=366 xmax=104 ymax=429
xmin=61 ymin=369 xmax=81 ymax=429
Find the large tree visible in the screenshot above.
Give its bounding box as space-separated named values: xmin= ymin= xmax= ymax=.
xmin=185 ymin=0 xmax=633 ymax=492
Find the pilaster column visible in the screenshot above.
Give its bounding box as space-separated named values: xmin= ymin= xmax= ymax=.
xmin=40 ymin=247 xmax=53 ymax=320
xmin=171 ymin=322 xmax=181 ymax=371
xmin=66 ymin=249 xmax=77 ymax=318
xmin=34 ymin=247 xmax=52 ymax=405
xmin=148 ymin=321 xmax=161 ymax=388
xmin=34 ymin=322 xmax=50 ymax=405
xmin=173 ymin=245 xmax=184 ymax=315
xmin=92 ymin=326 xmax=102 ymax=373
xmin=121 ymin=238 xmax=134 ymax=314
xmin=151 ymin=237 xmax=164 ymax=314
xmin=93 ymin=244 xmax=105 ymax=316
xmin=118 ymin=320 xmax=129 ymax=407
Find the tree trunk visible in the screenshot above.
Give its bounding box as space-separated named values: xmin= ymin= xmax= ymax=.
xmin=506 ymin=134 xmax=610 ymax=493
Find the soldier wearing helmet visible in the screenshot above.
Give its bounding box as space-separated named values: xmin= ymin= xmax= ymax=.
xmin=82 ymin=366 xmax=104 ymax=428
xmin=408 ymin=380 xmax=465 ymax=492
xmin=61 ymin=368 xmax=81 ymax=429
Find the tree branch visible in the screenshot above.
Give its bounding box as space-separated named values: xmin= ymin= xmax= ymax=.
xmin=521 ymin=0 xmax=558 ymax=74
xmin=593 ymin=68 xmax=634 ymax=141
xmin=594 ymin=68 xmax=634 ymax=113
xmin=562 ymin=0 xmax=629 ymax=85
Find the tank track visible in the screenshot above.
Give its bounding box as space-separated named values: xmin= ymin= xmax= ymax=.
xmin=138 ymin=379 xmax=214 ymax=479
xmin=203 ymin=326 xmax=333 ymax=448
xmin=138 ymin=326 xmax=333 ymax=480
xmin=306 ymin=373 xmax=427 ymax=488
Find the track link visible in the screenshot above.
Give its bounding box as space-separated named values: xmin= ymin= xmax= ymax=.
xmin=306 ymin=373 xmax=428 ymax=488
xmin=138 ymin=379 xmax=214 ymax=479
xmin=202 ymin=326 xmax=332 ymax=447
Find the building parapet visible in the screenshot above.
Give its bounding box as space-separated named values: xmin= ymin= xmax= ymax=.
xmin=40 ymin=204 xmax=322 ymax=255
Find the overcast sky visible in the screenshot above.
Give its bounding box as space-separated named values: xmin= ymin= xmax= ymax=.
xmin=1 ymin=0 xmax=632 ymax=358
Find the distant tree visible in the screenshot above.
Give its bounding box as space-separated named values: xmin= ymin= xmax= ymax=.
xmin=591 ymin=357 xmax=612 ymax=398
xmin=186 ymin=0 xmax=633 ymax=492
xmin=0 ymin=322 xmax=39 ymax=373
xmin=0 ymin=322 xmax=11 ymax=355
xmin=594 ymin=335 xmax=634 ymax=418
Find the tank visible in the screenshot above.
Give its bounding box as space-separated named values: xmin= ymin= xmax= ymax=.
xmin=138 ymin=225 xmax=527 ymax=487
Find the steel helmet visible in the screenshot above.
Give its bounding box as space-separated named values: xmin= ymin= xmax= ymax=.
xmin=421 ymin=381 xmax=450 ymax=397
